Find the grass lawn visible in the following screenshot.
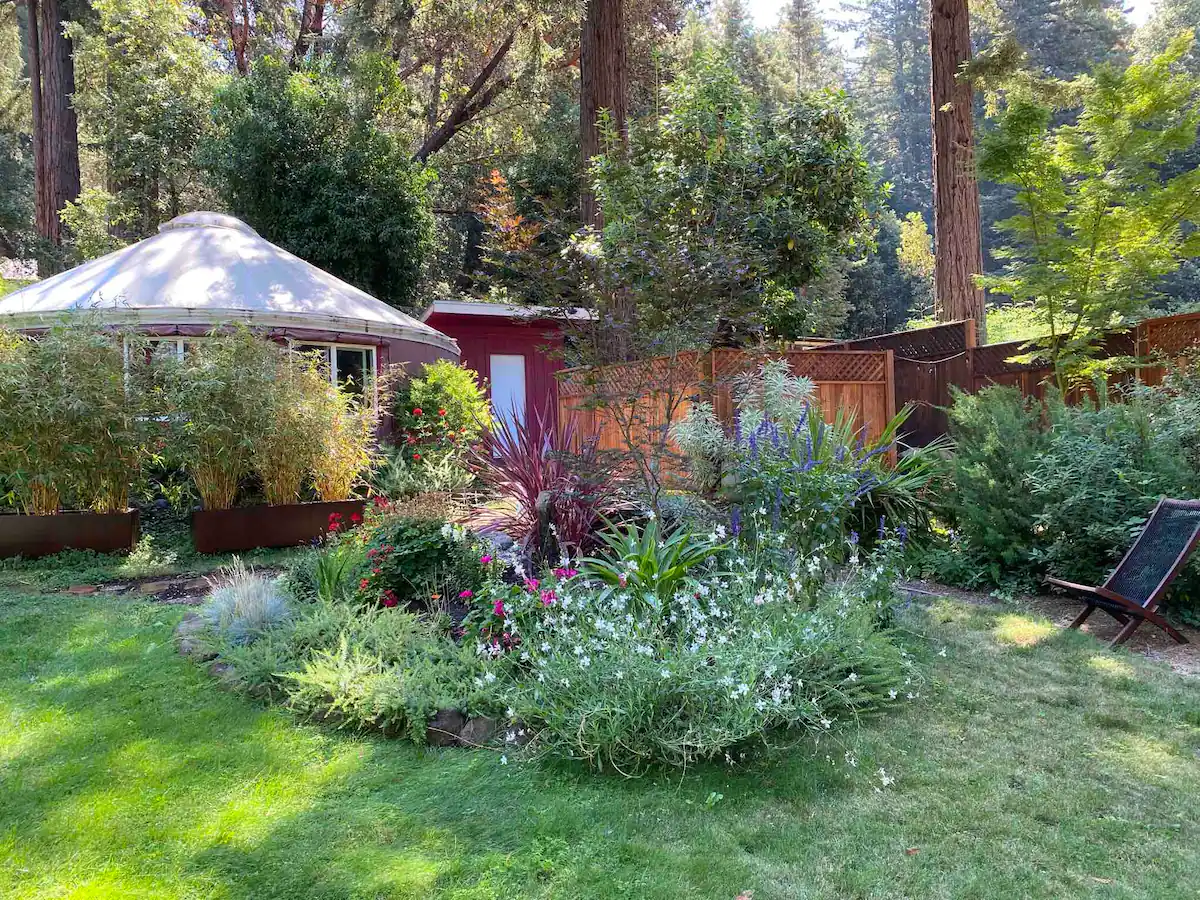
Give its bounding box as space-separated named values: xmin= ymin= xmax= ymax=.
xmin=1 ymin=589 xmax=1197 ymax=900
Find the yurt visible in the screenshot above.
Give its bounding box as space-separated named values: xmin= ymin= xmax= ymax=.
xmin=0 ymin=212 xmax=458 ymax=391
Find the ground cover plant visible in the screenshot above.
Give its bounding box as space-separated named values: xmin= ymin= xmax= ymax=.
xmin=2 ymin=582 xmax=1198 ymax=899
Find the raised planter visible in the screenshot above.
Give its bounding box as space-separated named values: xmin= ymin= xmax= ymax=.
xmin=191 ymin=500 xmax=365 ymax=554
xmin=0 ymin=509 xmax=140 ymax=559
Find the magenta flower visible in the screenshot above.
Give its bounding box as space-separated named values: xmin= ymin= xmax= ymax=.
xmin=480 ymin=554 xmax=493 ymax=565
xmin=459 ymin=589 xmax=474 ymax=599
xmin=493 ymin=599 xmax=506 ymax=617
xmin=523 ymin=577 xmax=540 ymax=593
xmin=540 ymin=589 xmax=557 ymax=607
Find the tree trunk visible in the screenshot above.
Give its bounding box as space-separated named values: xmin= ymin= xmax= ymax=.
xmin=579 ymin=0 xmax=627 ymax=230
xmin=23 ymin=0 xmax=80 ymax=259
xmin=929 ymin=0 xmax=985 ymax=341
xmin=291 ymin=0 xmax=326 ymax=66
xmin=21 ymin=0 xmax=49 ymax=241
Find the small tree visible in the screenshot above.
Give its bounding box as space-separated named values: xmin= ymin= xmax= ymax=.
xmin=978 ymin=34 xmax=1200 ymax=386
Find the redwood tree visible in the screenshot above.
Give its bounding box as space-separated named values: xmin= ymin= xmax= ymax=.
xmin=929 ymin=0 xmax=985 ymax=339
xmin=580 ymin=0 xmax=628 ymax=228
xmin=20 ymin=0 xmax=80 ymax=256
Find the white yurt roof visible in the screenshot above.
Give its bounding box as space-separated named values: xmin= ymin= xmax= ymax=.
xmin=0 ymin=212 xmax=457 ymax=353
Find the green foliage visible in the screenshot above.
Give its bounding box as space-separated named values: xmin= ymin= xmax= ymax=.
xmin=355 ymin=517 xmax=483 ymax=610
xmin=978 ymin=35 xmax=1200 ymax=385
xmin=391 ymin=360 xmax=491 ymax=471
xmin=584 ymin=50 xmax=873 ymax=349
xmin=69 ymin=0 xmax=218 ymax=241
xmin=937 ymin=377 xmax=1200 ymax=621
xmin=202 ymin=57 xmax=435 ymax=310
xmin=0 ymin=323 xmax=151 ymax=514
xmin=57 ymin=189 xmax=134 ymax=261
xmin=371 ymin=448 xmax=474 ymax=500
xmin=468 ymin=543 xmax=916 ymax=771
xmin=943 ymin=386 xmax=1049 ymax=579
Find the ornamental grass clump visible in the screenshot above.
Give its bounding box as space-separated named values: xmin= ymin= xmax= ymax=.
xmin=161 ymin=326 xmax=276 ymax=510
xmin=0 ymin=323 xmax=150 ymax=514
xmin=199 ymin=559 xmax=292 ymax=646
xmin=253 ymin=350 xmax=329 ymax=506
xmin=312 ymin=387 xmax=379 ymax=502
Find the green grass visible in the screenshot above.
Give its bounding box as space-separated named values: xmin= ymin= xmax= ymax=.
xmin=1 ymin=591 xmax=1197 ymax=899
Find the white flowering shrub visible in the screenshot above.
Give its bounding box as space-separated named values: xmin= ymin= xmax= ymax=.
xmin=466 ymin=529 xmax=918 ymax=771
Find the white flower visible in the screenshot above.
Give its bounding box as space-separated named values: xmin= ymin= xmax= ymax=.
xmin=647 ymin=510 xmax=657 ymax=520
xmin=847 ymin=672 xmax=858 ymax=682
xmin=500 ymin=755 xmax=508 ymax=765
xmin=888 ymin=689 xmax=898 ymax=700
xmin=938 ymin=647 xmax=947 ymax=658
xmin=877 ymin=767 xmax=894 ymax=787
xmin=579 ymin=656 xmax=591 ymax=668
xmin=473 ymin=677 xmax=483 ymax=688
xmin=660 ymin=668 xmax=670 ymax=679
xmin=615 ymin=670 xmax=623 ymax=680
xmin=715 ymin=524 xmax=727 ymax=539
xmin=820 ymin=717 xmax=832 ymax=729
xmin=483 ymin=671 xmax=497 ymax=684
xmin=506 ymin=707 xmax=516 ymax=719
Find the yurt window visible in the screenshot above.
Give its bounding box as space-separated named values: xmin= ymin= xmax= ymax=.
xmin=293 ymin=342 xmax=376 ymax=398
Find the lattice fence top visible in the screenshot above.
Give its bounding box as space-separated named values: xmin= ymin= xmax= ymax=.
xmin=557 ymin=351 xmax=704 ymax=398
xmin=1141 ymin=311 xmax=1200 ymax=357
xmin=971 ymin=341 xmax=1043 ymax=378
xmin=822 ymin=320 xmax=975 ymax=361
xmin=709 ymin=348 xmax=888 ymax=384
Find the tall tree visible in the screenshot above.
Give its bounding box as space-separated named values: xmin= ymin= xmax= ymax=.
xmin=930 ymin=0 xmax=984 ymax=336
xmin=847 ymin=0 xmax=932 ymax=221
xmin=783 ymin=0 xmax=837 ymax=91
xmin=981 ymin=0 xmax=1129 ymax=80
xmin=19 ymin=0 xmax=81 ymax=256
xmin=580 ymin=0 xmax=628 ymax=228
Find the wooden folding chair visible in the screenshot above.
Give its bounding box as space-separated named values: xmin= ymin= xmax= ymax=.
xmin=1046 ymin=498 xmax=1200 ymax=648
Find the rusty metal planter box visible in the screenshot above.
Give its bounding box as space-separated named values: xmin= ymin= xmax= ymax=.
xmin=0 ymin=509 xmax=141 ymax=559
xmin=191 ymin=500 xmax=365 ymax=554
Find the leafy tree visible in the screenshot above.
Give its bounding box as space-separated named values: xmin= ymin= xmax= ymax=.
xmin=978 ymin=35 xmax=1200 ymax=385
xmin=70 ymin=0 xmax=218 ymax=243
xmin=841 ymin=209 xmax=928 ymax=338
xmin=201 ymin=57 xmax=436 ymax=311
xmin=583 ymin=51 xmax=873 ymax=351
xmin=979 ymin=0 xmax=1130 ymax=81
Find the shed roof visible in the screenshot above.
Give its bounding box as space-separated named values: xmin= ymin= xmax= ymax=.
xmin=0 ymin=212 xmax=456 ymax=353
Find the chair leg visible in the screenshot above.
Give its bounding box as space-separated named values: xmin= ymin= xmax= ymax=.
xmin=1141 ymin=609 xmax=1190 ymax=645
xmin=1069 ymin=604 xmax=1096 ymax=630
xmin=1110 ymin=617 xmax=1143 ymax=648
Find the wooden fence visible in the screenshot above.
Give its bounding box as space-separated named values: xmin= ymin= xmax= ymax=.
xmin=824 ymin=311 xmax=1200 ymax=445
xmin=557 ymin=347 xmax=895 ymax=466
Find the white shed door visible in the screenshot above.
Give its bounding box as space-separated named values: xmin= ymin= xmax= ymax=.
xmin=490 ymin=354 xmax=527 ymax=435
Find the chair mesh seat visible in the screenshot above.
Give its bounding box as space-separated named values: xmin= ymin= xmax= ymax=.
xmin=1103 ymin=501 xmax=1200 ymax=606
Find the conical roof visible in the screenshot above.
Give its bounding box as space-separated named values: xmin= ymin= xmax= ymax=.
xmin=0 ymin=212 xmax=456 ymax=352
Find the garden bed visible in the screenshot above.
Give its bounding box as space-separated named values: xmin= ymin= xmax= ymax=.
xmin=191 ymin=500 xmax=363 ymax=554
xmin=0 ymin=509 xmax=140 ymax=559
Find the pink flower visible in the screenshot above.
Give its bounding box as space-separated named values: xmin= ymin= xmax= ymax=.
xmin=618 ymin=573 xmax=628 ymax=588
xmin=480 ymin=554 xmax=493 ymax=565
xmin=493 ymin=599 xmax=506 ymax=617
xmin=459 ymin=589 xmax=474 ymax=599
xmin=540 ymin=589 xmax=557 ymax=607
xmin=523 ymin=577 xmax=540 ymax=593
xmin=553 ymin=567 xmax=578 ymax=580
xmin=359 ymin=578 xmax=370 ymax=590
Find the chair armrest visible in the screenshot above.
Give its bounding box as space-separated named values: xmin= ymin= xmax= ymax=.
xmin=1045 ymin=576 xmax=1101 ymax=596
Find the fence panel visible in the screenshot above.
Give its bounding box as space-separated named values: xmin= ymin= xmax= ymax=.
xmin=556 ymin=348 xmax=895 ymax=465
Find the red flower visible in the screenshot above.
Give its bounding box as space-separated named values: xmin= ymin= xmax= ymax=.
xmin=413 ymin=407 xmax=423 ymax=416
xmin=406 ymin=435 xmax=417 ymax=445
xmin=438 ymin=408 xmax=447 ymax=417
xmin=359 ymin=578 xmax=370 ymax=590
xmin=350 ymin=512 xmax=362 ymax=524
xmin=412 ymin=452 xmax=421 ymax=461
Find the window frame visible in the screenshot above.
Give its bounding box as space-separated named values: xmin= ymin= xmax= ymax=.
xmin=288 ymin=339 xmax=378 ymax=406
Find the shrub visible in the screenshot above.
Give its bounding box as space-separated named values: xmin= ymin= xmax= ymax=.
xmin=198 ymin=560 xmax=292 ymax=646
xmin=253 ymin=351 xmax=329 ymax=505
xmin=472 ymin=411 xmax=622 ymax=561
xmin=311 ymin=387 xmax=379 ymax=502
xmin=355 ymin=516 xmax=484 ymax=610
xmin=0 ymin=323 xmax=150 ymax=514
xmin=943 ymin=386 xmax=1049 ymax=579
xmin=159 ymin=326 xmax=278 ymax=510
xmin=393 ymin=360 xmax=491 ymax=459
xmin=372 ymin=446 xmax=474 ymax=499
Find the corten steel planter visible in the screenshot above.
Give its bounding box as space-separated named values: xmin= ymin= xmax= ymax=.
xmin=191 ymin=500 xmax=365 ymax=554
xmin=0 ymin=509 xmax=141 ymax=559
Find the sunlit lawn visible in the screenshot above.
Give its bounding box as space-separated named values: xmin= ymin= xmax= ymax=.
xmin=1 ymin=589 xmax=1197 ymax=899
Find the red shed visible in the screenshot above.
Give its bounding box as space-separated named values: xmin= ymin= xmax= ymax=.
xmin=421 ymin=300 xmax=587 ymax=441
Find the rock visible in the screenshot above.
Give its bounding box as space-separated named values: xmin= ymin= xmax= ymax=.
xmin=65 ymin=585 xmax=97 ymax=595
xmin=457 ymin=716 xmax=497 ymax=747
xmin=426 ymin=708 xmax=466 ymax=747
xmin=100 ymin=583 xmax=130 ymax=594
xmin=181 ymin=578 xmax=210 ymax=592
xmin=175 ymin=614 xmax=217 ymax=661
xmin=483 ymin=531 xmax=515 ymax=551
xmin=139 ymin=581 xmax=171 ymax=595
xmin=207 ymin=660 xmax=235 ymax=683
